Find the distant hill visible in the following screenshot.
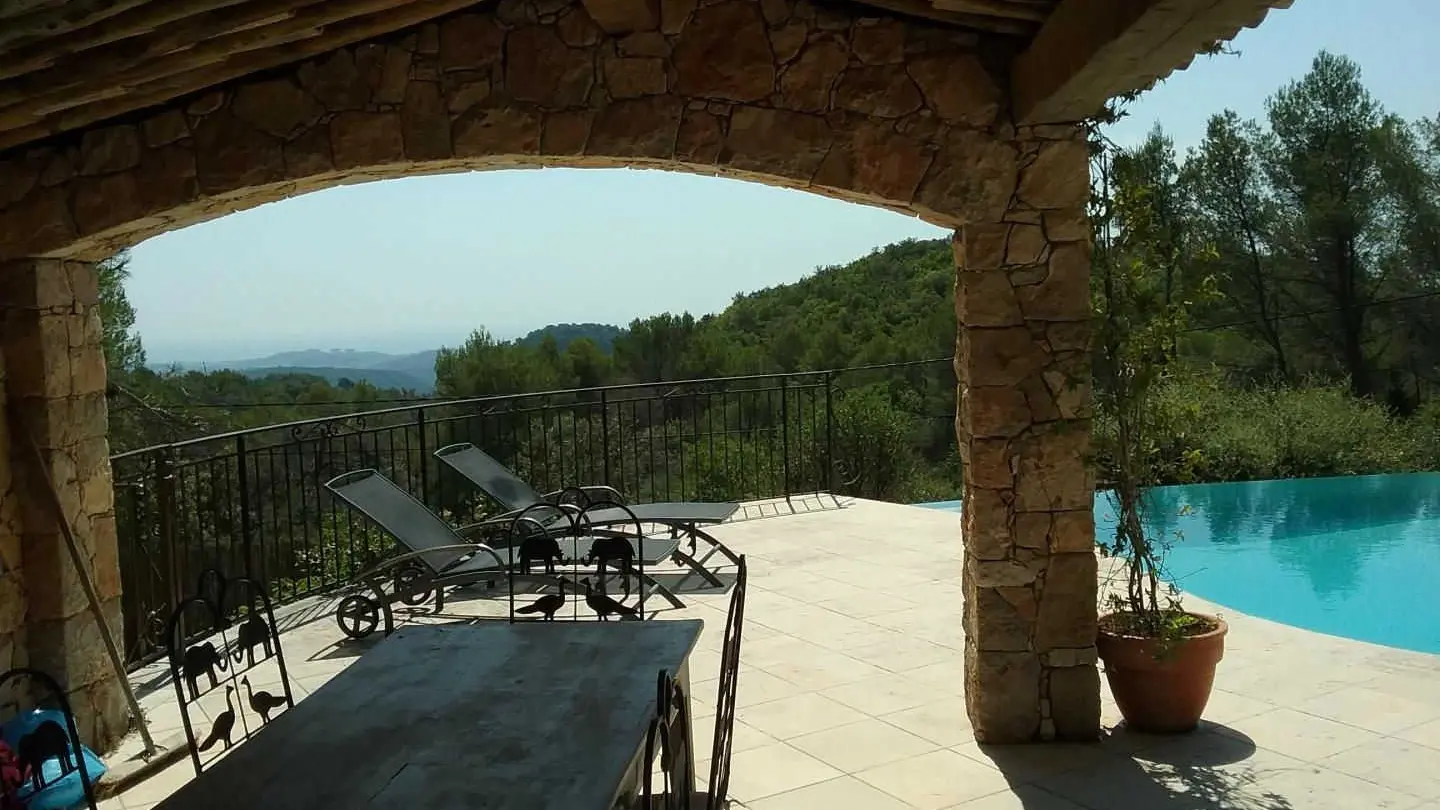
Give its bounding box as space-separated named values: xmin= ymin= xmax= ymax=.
xmin=518 ymin=323 xmax=623 ymax=352
xmin=157 ymin=330 xmax=618 ymax=395
xmin=157 ymin=348 xmax=441 ymax=392
xmin=239 ymin=365 xmax=430 ymax=392
xmin=368 ymin=350 xmax=440 ymax=387
xmin=232 ymin=349 xmax=399 ymax=369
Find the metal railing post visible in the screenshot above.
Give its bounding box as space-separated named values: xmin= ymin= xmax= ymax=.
xmin=781 ymin=376 xmax=791 ymax=504
xmin=416 ymin=407 xmax=429 ymax=504
xmin=235 ymin=434 xmax=255 ymax=580
xmin=156 ymin=449 xmax=180 ymax=624
xmin=600 ymin=388 xmax=612 ymax=486
xmin=824 ymin=371 xmax=836 ymax=495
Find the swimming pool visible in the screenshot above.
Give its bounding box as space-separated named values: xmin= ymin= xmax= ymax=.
xmin=919 ymin=473 xmax=1440 ymax=654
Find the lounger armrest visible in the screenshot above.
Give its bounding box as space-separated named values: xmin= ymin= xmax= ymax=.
xmin=455 ymin=515 xmax=514 ymax=533
xmin=460 ymin=504 xmax=532 ymax=525
xmin=354 ymin=543 xmax=508 ymax=580
xmin=457 ymin=505 xmax=581 ymax=539
xmin=453 ymin=521 xmax=506 ymax=543
xmin=457 ymin=502 xmax=570 ymax=527
xmin=542 ymin=485 xmax=628 ymax=506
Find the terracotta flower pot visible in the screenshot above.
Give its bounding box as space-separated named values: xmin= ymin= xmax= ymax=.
xmin=1096 ymin=612 xmax=1228 ymax=734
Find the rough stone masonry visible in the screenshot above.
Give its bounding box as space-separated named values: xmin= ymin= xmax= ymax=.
xmin=0 ymin=0 xmax=1096 ymax=745
xmin=0 ymin=258 xmax=126 ymax=748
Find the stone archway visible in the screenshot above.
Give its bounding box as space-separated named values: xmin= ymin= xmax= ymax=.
xmin=0 ymin=0 xmax=1097 ymax=748
xmin=0 ymin=0 xmax=1048 ymax=260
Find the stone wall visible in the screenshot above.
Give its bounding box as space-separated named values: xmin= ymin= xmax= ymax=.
xmin=0 ymin=259 xmax=127 ymax=748
xmin=0 ymin=354 xmax=23 ymax=675
xmin=0 ymin=0 xmax=1097 ymax=748
xmin=955 ymin=126 xmax=1098 ymax=742
xmin=0 ymin=0 xmax=1024 ymax=264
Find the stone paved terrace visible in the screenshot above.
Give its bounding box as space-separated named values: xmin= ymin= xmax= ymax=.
xmin=102 ymin=497 xmax=1440 ymax=810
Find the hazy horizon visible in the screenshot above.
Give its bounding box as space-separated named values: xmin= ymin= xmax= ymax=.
xmin=128 ymin=0 xmax=1440 ymax=364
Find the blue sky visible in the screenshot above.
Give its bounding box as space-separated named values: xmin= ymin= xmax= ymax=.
xmin=129 ymin=0 xmax=1439 ymax=363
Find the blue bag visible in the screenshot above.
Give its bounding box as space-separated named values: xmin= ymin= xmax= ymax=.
xmin=0 ymin=709 xmax=106 ymax=810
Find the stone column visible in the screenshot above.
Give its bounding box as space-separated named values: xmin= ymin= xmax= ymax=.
xmin=0 ymin=353 xmax=23 ymax=674
xmin=0 ymin=258 xmax=127 ymax=748
xmin=955 ymin=126 xmax=1100 ymax=743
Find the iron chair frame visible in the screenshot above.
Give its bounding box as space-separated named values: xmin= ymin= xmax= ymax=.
xmin=642 ymin=669 xmax=696 ymax=810
xmin=164 ymin=569 xmax=296 ymax=776
xmin=503 ymin=500 xmax=664 ymax=622
xmin=702 ymin=554 xmax=746 ymax=809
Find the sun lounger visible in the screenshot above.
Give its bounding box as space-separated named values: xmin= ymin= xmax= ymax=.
xmin=433 ymin=443 xmax=742 ymax=581
xmin=325 ymin=469 xmax=549 ymax=638
xmin=325 ymin=470 xmax=682 ymax=637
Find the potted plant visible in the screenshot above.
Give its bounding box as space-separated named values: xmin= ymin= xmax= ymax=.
xmin=1088 ymin=123 xmax=1227 ymax=734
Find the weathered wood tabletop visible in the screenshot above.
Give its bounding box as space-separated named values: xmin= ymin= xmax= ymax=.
xmin=153 ymin=620 xmax=704 ymax=810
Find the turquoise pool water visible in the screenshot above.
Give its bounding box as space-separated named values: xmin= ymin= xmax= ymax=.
xmin=920 ymin=473 xmax=1440 ymax=654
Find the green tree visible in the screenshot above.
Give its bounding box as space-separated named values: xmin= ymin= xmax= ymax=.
xmin=434 ymin=328 xmax=563 ymax=397
xmin=1114 ymin=126 xmax=1192 ymax=356
xmin=565 ymin=337 xmax=612 ymax=389
xmin=1261 ymin=52 xmax=1389 ymax=397
xmin=96 ymin=250 xmax=146 ymax=375
xmin=1184 ymin=111 xmax=1290 ymax=378
xmin=613 ymin=313 xmax=697 ymax=382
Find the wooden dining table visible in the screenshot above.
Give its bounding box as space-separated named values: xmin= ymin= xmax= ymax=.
xmin=153 ymin=619 xmax=704 ymax=810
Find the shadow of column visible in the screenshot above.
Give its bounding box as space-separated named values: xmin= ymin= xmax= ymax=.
xmin=969 ymin=724 xmax=1297 ymax=810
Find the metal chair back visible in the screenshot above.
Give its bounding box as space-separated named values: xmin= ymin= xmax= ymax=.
xmin=642 ymin=669 xmax=694 ymax=810
xmin=164 ymin=569 xmax=295 ymax=775
xmin=504 ymin=500 xmax=653 ymax=623
xmin=704 ymin=555 xmax=747 ymax=809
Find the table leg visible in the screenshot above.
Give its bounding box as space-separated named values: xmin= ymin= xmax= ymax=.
xmin=676 ymin=660 xmax=697 ymax=801
xmin=606 ymin=662 xmax=698 ymax=810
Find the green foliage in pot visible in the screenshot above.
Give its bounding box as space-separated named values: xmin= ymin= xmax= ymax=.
xmin=1088 ymin=104 xmax=1217 ymax=652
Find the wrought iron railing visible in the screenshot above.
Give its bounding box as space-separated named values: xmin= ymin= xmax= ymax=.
xmin=111 ymin=359 xmax=956 ymax=665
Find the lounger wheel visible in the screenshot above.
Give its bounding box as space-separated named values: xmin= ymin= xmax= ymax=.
xmin=394 ymin=563 xmax=433 ymax=606
xmin=336 ymin=595 xmax=381 ymax=640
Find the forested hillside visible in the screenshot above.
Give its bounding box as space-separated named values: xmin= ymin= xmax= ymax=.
xmin=234 ymin=365 xmax=428 ymax=392
xmin=517 ymin=323 xmax=624 ymax=353
xmin=105 ymin=51 xmax=1440 ymax=503
xmin=157 ymin=348 xmax=440 ymax=391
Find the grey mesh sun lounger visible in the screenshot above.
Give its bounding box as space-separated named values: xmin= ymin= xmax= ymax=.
xmin=326 ymin=469 xmax=683 ymax=632
xmin=325 ymin=468 xmax=560 ymax=638
xmin=432 ymin=443 xmax=742 ymax=578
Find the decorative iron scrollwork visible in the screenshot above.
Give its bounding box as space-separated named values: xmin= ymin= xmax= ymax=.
xmin=165 ymin=568 xmax=295 ymax=775
xmin=287 ymin=414 xmax=369 ymax=442
xmin=512 ymin=579 xmax=567 ymax=621
xmin=643 ymin=669 xmax=693 ymax=810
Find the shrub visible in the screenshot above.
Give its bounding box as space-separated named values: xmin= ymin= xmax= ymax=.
xmin=1411 ymin=399 xmax=1440 ymax=470
xmin=831 ymin=385 xmax=921 ymax=500
xmin=1142 ymin=369 xmax=1425 ymax=484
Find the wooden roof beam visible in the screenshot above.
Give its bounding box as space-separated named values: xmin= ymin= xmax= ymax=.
xmin=0 ymin=0 xmax=270 ymax=82
xmin=927 ymin=0 xmax=1051 ymax=22
xmin=0 ymin=0 xmax=474 ymax=116
xmin=1010 ymin=0 xmax=1294 ymax=125
xmin=0 ymin=0 xmax=486 ymax=152
xmin=845 ymin=0 xmax=1035 ymax=33
xmin=0 ymin=0 xmax=155 ymax=51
